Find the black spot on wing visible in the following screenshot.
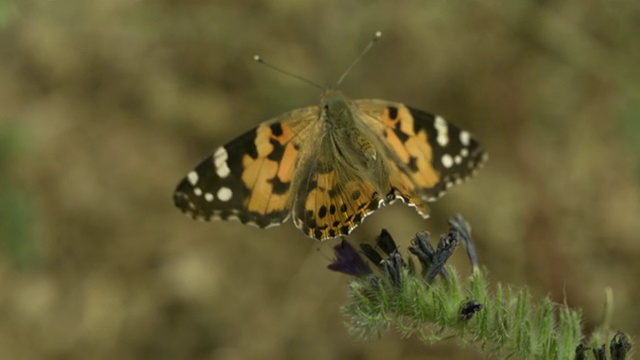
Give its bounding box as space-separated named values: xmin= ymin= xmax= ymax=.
xmin=266 ymin=138 xmax=286 ymax=161
xmin=328 ymin=187 xmax=340 ymax=197
xmin=267 ymin=176 xmax=290 ymax=195
xmin=387 ymin=106 xmax=398 ymax=120
xmin=392 ymin=121 xmax=410 ymax=143
xmin=318 ymin=205 xmax=328 ymax=219
xmin=303 ymin=210 xmax=317 ymax=230
xmin=353 ymin=213 xmax=363 ymax=224
xmin=270 ymin=123 xmax=283 ymax=137
xmin=407 ymin=156 xmax=418 ymax=172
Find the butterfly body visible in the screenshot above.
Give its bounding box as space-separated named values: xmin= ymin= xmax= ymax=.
xmin=174 ymin=88 xmax=486 ymax=240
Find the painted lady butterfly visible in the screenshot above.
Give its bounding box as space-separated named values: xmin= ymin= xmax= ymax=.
xmin=174 ymin=34 xmax=486 ymax=241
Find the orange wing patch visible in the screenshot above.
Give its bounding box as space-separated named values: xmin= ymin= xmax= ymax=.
xmin=241 ymin=122 xmax=299 ymax=215
xmin=381 ymin=105 xmax=441 ymax=189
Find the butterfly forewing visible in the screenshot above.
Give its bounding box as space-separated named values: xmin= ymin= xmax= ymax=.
xmin=174 ymin=106 xmax=319 ymax=228
xmin=405 ymin=106 xmax=486 ymax=193
xmin=354 ymin=99 xmax=486 ymax=208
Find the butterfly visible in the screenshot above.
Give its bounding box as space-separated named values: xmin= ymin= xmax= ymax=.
xmin=174 ymin=89 xmax=486 ymax=240
xmin=174 ymin=35 xmax=486 ymax=241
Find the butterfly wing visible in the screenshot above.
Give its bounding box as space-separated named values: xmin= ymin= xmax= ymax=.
xmin=354 ymin=99 xmax=487 ymax=216
xmin=174 ymin=106 xmax=320 ymax=229
xmin=291 ymin=155 xmax=386 ymax=240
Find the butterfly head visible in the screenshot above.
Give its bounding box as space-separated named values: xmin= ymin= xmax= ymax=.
xmin=321 ymin=89 xmax=353 ymax=123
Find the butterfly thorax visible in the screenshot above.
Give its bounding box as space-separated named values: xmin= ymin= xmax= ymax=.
xmin=305 ymin=89 xmax=390 ymax=217
xmin=321 ymin=90 xmax=378 ymax=165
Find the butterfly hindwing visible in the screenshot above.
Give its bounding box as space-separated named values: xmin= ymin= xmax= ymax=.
xmin=292 ymin=160 xmax=385 ymax=240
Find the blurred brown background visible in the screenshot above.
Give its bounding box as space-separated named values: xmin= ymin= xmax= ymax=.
xmin=1 ymin=1 xmax=639 ymax=359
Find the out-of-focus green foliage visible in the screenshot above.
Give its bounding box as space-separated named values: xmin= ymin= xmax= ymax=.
xmin=0 ymin=121 xmax=36 ymax=267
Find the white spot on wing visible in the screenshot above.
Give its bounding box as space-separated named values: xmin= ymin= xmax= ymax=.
xmin=441 ymin=154 xmax=454 ymax=168
xmin=213 ymin=147 xmax=231 ymax=178
xmin=216 ymin=165 xmax=230 ymax=178
xmin=460 ymin=148 xmax=469 ymax=157
xmin=194 ymin=187 xmax=203 ymax=196
xmin=460 ymin=131 xmax=471 ymax=146
xmin=187 ymin=171 xmax=199 ymax=185
xmin=204 ymin=193 xmax=214 ymax=202
xmin=434 ymin=116 xmax=449 ymax=147
xmin=217 ymin=186 xmax=233 ymax=202
xmin=214 ymin=146 xmax=227 ymax=159
xmin=454 ymin=155 xmax=462 ymax=164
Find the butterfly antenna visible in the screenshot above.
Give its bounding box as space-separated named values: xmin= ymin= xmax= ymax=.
xmin=254 ymin=55 xmax=324 ymax=90
xmin=336 ymin=31 xmax=382 ymax=87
